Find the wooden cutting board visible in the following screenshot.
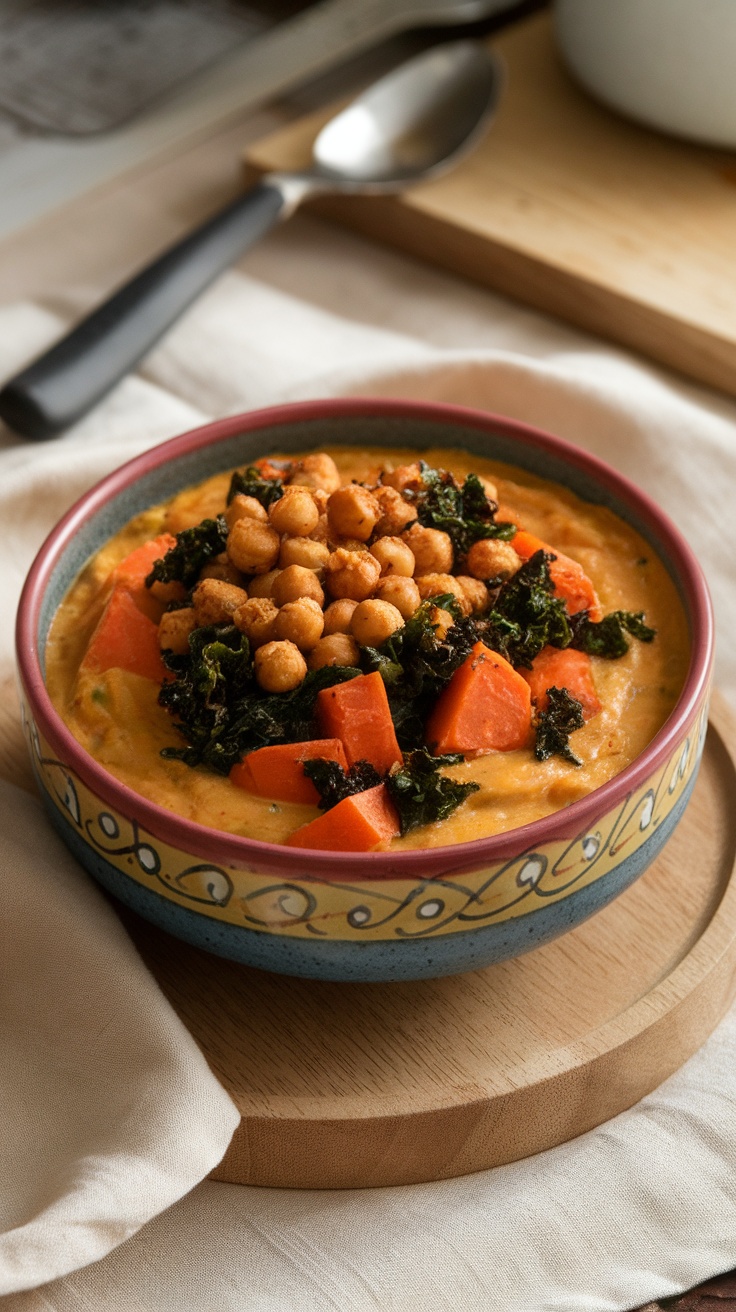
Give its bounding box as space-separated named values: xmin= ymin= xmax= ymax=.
xmin=245 ymin=12 xmax=736 ymax=400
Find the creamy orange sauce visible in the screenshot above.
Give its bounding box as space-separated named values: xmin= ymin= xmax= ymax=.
xmin=45 ymin=446 xmax=690 ymax=850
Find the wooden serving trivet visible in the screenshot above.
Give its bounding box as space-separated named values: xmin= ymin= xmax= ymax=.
xmin=245 ymin=12 xmax=736 ymax=401
xmin=117 ymin=698 xmax=736 ymax=1190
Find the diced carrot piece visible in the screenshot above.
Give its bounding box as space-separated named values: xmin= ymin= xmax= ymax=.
xmin=110 ymin=533 xmax=177 ymax=621
xmin=520 ymin=646 xmax=602 ymax=720
xmin=230 ymin=739 xmax=349 ymax=805
xmin=285 ymin=784 xmax=399 ymax=851
xmin=112 ymin=534 xmax=176 ymax=592
xmin=426 ymin=641 xmax=532 ymax=755
xmin=82 ymin=587 xmax=168 ymax=683
xmin=316 ymin=671 xmax=402 ymax=774
xmin=512 ymin=529 xmax=602 ymax=621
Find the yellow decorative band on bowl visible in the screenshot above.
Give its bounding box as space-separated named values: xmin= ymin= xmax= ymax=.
xmin=24 ymin=702 xmax=707 ymax=944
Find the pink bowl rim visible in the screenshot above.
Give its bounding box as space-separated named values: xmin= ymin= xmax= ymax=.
xmin=17 ymin=396 xmax=714 ymax=881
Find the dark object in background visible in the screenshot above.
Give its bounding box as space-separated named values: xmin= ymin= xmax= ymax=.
xmin=0 ymin=0 xmax=312 ymax=136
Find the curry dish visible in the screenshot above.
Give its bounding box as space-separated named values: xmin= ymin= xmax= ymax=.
xmin=45 ymin=446 xmax=690 ymax=851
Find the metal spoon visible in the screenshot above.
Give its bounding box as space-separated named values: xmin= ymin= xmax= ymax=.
xmin=0 ymin=41 xmax=501 ymax=441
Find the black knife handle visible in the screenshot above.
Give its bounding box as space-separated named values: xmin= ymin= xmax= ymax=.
xmin=0 ymin=181 xmax=286 ymax=440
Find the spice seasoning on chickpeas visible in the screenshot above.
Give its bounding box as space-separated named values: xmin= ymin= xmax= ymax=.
xmin=47 ymin=448 xmax=682 ymax=853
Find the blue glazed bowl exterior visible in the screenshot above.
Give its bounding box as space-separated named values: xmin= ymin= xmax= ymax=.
xmin=17 ymin=400 xmax=713 ymax=982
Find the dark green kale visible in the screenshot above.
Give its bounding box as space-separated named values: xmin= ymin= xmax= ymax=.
xmin=303 ymin=747 xmax=479 ymax=836
xmin=158 ymin=623 xmax=360 ymax=773
xmin=302 ymin=758 xmax=382 ymax=811
xmin=385 ymin=748 xmax=480 ymax=835
xmin=145 ymin=516 xmax=229 ymax=590
xmin=360 ymin=597 xmax=476 ymax=750
xmin=570 ymin=610 xmax=656 ymax=659
xmin=227 ymin=465 xmax=284 ymax=509
xmin=408 ymin=463 xmax=516 ymax=561
xmin=479 ymin=550 xmax=572 ymax=668
xmin=534 ymin=686 xmax=585 ymax=766
xmin=158 ymin=624 xmax=252 ymax=769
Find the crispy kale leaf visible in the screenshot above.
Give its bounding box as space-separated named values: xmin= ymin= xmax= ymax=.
xmin=385 ymin=748 xmax=480 ymax=835
xmin=159 ymin=623 xmax=360 ymax=773
xmin=304 ymin=747 xmax=479 ymax=836
xmin=570 ymin=609 xmax=656 ymax=659
xmin=534 ymin=686 xmax=585 ymax=766
xmin=361 ymin=597 xmax=476 ymax=750
xmin=409 ymin=463 xmax=516 ymax=561
xmin=227 ymin=465 xmax=284 ymax=509
xmin=145 ymin=516 xmax=229 ymax=590
xmin=302 ymin=758 xmax=382 ymax=810
xmin=478 ymin=550 xmax=572 ymax=668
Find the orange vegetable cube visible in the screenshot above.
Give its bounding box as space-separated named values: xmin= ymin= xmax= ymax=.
xmin=512 ymin=529 xmax=602 ymax=621
xmin=316 ymin=671 xmax=402 ymax=774
xmin=82 ymin=587 xmax=168 ymax=683
xmin=426 ymin=641 xmax=532 ymax=755
xmin=230 ymin=739 xmax=349 ymax=805
xmin=520 ymin=646 xmax=601 ymax=720
xmin=112 ymin=533 xmax=176 ymax=593
xmin=285 ymin=784 xmax=399 ymax=851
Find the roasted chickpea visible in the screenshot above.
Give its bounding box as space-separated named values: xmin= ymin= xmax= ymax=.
xmin=268 ymin=486 xmax=319 ymax=538
xmin=272 ymin=564 xmax=325 ymax=608
xmin=372 ymin=485 xmax=418 ymax=537
xmin=278 ymin=536 xmax=330 ymax=571
xmin=402 ymin=523 xmax=454 ymax=575
xmin=255 ymin=640 xmax=307 ymax=692
xmin=198 ymin=552 xmax=244 ymax=586
xmin=310 ymin=513 xmax=330 ymax=543
xmin=307 ymin=633 xmax=360 ymax=670
xmin=158 ymin=607 xmax=196 ymax=655
xmin=328 ymin=536 xmax=366 ymax=553
xmin=227 ymin=517 xmax=280 ymax=575
xmin=247 ymin=568 xmax=281 ymax=599
xmin=455 ymin=575 xmax=490 ymax=615
xmin=369 ymin=536 xmax=415 ymax=577
xmin=381 ymin=463 xmax=422 ymax=494
xmin=192 ymin=578 xmax=249 ymax=626
xmin=149 ymin=578 xmax=189 ymax=606
xmin=225 ymin=494 xmax=267 ymax=530
xmin=274 ymin=597 xmax=325 ymax=651
xmin=429 ymin=604 xmax=455 ymax=641
xmin=233 ymin=597 xmax=278 ymax=648
xmin=323 ymin=598 xmax=358 ymax=635
xmin=324 ymin=548 xmax=381 ymax=601
xmin=415 ymin=573 xmax=468 ymax=613
xmin=289 ymin=453 xmax=340 ymax=493
xmin=466 ymin=538 xmax=521 ymax=581
xmin=327 ymin=485 xmax=380 ymax=542
xmin=311 ymin=488 xmax=329 ymax=514
xmin=350 ymin=599 xmax=404 ymax=647
xmin=374 ymin=575 xmax=421 ymax=620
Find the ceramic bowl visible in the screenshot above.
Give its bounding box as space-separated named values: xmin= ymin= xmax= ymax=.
xmin=555 ymin=0 xmax=736 ymax=148
xmin=16 ymin=399 xmax=713 ymax=982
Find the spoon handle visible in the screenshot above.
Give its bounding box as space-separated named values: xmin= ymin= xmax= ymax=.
xmin=0 ymin=181 xmax=287 ymax=440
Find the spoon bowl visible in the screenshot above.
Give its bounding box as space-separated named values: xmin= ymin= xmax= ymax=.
xmin=0 ymin=41 xmax=502 ymax=441
xmin=311 ymin=42 xmax=500 ymax=186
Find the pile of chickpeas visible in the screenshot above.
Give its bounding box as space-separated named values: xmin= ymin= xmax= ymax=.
xmin=157 ymin=453 xmax=522 ymax=694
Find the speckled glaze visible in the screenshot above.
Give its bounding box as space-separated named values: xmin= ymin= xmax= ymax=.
xmin=16 ymin=400 xmax=714 ymax=982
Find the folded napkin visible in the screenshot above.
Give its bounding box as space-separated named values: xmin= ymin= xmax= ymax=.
xmin=1 ymin=214 xmax=735 ymax=1309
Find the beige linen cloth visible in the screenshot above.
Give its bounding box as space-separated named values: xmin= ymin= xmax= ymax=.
xmin=1 ymin=215 xmax=736 ymax=1311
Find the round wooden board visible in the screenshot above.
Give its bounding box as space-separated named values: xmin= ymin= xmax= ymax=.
xmin=120 ymin=698 xmax=736 ymax=1190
